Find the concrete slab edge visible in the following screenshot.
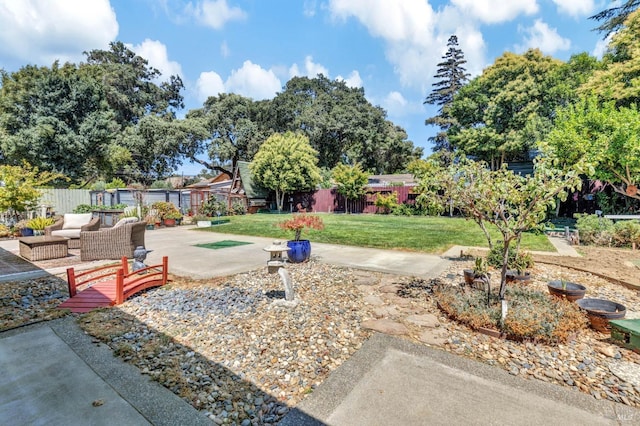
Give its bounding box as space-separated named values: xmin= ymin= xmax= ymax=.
xmin=280 ymin=333 xmax=640 ymax=425
xmin=44 ymin=317 xmax=211 ymax=426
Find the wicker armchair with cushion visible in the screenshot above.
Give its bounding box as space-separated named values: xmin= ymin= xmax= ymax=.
xmin=80 ymin=218 xmax=146 ymax=261
xmin=45 ymin=213 xmax=101 ymax=249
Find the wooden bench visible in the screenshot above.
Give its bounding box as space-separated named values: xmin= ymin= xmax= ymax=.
xmin=58 ymin=256 xmax=168 ymax=313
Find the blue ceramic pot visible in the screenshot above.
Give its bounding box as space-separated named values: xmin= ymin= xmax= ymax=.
xmin=21 ymin=228 xmax=34 ymax=237
xmin=287 ymin=240 xmax=311 ymax=263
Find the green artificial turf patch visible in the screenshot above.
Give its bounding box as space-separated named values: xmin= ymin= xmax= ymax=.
xmin=195 ymin=240 xmax=253 ymax=250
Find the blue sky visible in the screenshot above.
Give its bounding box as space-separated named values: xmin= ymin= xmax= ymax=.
xmin=0 ymin=0 xmax=610 ymax=175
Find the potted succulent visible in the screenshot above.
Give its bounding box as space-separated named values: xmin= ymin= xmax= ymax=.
xmin=464 ymin=257 xmax=489 ymax=286
xmin=505 ymin=251 xmax=533 ymax=284
xmin=144 ymin=214 xmax=158 ymax=230
xmin=277 ymin=214 xmax=324 ymax=263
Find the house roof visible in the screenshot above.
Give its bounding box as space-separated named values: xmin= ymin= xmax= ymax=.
xmin=367 ymin=173 xmax=417 ymax=187
xmin=237 ymin=161 xmax=268 ymax=198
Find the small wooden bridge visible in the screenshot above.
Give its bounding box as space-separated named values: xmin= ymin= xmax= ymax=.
xmin=58 ymin=256 xmax=168 ymax=313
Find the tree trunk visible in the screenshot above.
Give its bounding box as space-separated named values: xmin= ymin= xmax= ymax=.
xmin=275 ymin=189 xmax=286 ymax=212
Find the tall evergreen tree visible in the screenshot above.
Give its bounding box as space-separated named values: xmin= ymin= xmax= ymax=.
xmin=424 ymin=35 xmax=470 ymax=155
xmin=590 ymin=0 xmax=640 ymax=38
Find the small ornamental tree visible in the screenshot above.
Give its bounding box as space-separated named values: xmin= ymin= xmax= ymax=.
xmin=412 ymin=156 xmax=581 ymax=301
xmin=0 ymin=162 xmax=66 ymax=221
xmin=277 ymin=214 xmax=324 ymax=241
xmin=332 ymin=162 xmax=369 ymax=213
xmin=250 ymin=132 xmax=321 ymax=212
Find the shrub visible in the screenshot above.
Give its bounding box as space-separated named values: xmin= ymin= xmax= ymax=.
xmin=27 ymin=217 xmax=56 ymax=230
xmin=612 ymin=220 xmax=640 ymax=247
xmin=200 ymin=199 xmax=228 ymax=217
xmin=575 ymin=214 xmax=614 ymax=245
xmin=486 ymin=243 xmax=533 ymax=271
xmin=74 ymin=204 xmax=93 ymax=213
xmin=435 ymin=285 xmax=587 ymax=344
xmin=0 ymin=223 xmax=10 ymax=237
xmin=374 ymin=192 xmax=398 ymax=214
xmin=230 ymin=200 xmax=247 ymax=215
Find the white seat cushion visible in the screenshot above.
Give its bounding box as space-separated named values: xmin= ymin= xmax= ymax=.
xmin=62 ymin=213 xmax=93 ymax=229
xmin=51 ymin=229 xmax=81 ymax=239
xmin=113 ymin=217 xmax=139 ymax=228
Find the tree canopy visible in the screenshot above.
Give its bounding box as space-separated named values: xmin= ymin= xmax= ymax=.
xmin=448 ymin=49 xmax=598 ymax=169
xmin=582 ymin=9 xmax=640 ymax=107
xmin=541 ymin=98 xmax=640 ymax=201
xmin=590 ymin=0 xmax=640 ymax=38
xmin=250 ymin=132 xmax=321 ymax=212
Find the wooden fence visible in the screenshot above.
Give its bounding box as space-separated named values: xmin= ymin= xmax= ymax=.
xmin=292 ymin=186 xmax=417 ymax=214
xmin=39 ymin=189 xmax=91 ymax=215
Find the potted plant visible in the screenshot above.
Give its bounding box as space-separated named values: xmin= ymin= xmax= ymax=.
xmin=143 ymin=214 xmax=158 ymax=230
xmin=27 ymin=217 xmax=56 ymax=236
xmin=505 ymin=251 xmax=533 ymax=284
xmin=547 ymin=279 xmax=586 ymax=302
xmin=162 ymin=211 xmax=182 ymax=227
xmin=464 ymin=257 xmax=488 ymax=286
xmin=277 ymin=214 xmax=324 ymax=263
xmin=14 ymin=219 xmax=33 ymax=236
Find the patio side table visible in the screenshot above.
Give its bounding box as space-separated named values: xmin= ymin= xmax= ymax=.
xmin=18 ymin=236 xmax=69 ymax=261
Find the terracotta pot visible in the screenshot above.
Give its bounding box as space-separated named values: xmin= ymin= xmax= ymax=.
xmin=163 ymin=218 xmax=176 ymax=227
xmin=547 ymin=280 xmax=586 ymax=302
xmin=577 ymin=298 xmax=626 ymax=332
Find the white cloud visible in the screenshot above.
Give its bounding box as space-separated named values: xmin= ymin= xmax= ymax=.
xmin=0 ymin=0 xmax=117 ymax=65
xmin=130 ymin=39 xmax=183 ymax=79
xmin=592 ymin=34 xmax=612 ymax=59
xmin=336 ymin=70 xmax=363 ymax=88
xmin=380 ymin=91 xmax=425 ymax=118
xmin=225 ymin=60 xmax=282 ymax=100
xmin=289 ymin=55 xmax=330 ymax=78
xmin=303 ymin=0 xmax=317 ymax=17
xmin=516 ymin=19 xmax=571 ymax=54
xmin=450 ymin=0 xmax=538 ymax=24
xmin=551 ymin=0 xmax=595 ymax=18
xmin=329 ymin=0 xmax=436 ymax=43
xmin=220 ymin=41 xmax=230 ymax=58
xmin=185 ymin=0 xmax=246 ymax=29
xmin=195 ymin=71 xmax=225 ymax=102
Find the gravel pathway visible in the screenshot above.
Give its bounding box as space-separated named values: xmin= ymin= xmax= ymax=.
xmin=2 ymin=257 xmax=640 ymax=424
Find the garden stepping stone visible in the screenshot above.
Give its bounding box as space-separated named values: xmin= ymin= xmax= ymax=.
xmin=362 ymin=319 xmax=408 ymax=335
xmin=418 ymin=330 xmax=448 ymax=347
xmin=405 ymin=314 xmax=440 ymax=328
xmin=372 ymin=306 xmax=399 ymax=319
xmin=363 ymin=295 xmax=384 ymax=306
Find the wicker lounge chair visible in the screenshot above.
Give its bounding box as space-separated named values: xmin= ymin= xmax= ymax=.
xmin=80 ymin=220 xmax=146 ymax=261
xmin=45 ymin=213 xmax=101 ymax=249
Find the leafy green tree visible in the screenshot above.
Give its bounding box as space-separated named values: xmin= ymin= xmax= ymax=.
xmin=332 ymin=162 xmax=369 ymax=213
xmin=411 ymin=157 xmax=580 ymax=301
xmin=449 ymin=49 xmax=592 ymax=169
xmin=183 ymin=93 xmax=268 ymax=175
xmin=424 ymin=35 xmax=469 ymax=156
xmin=81 ymin=41 xmax=184 ymax=124
xmin=271 ymin=75 xmax=422 ymax=172
xmin=590 ymin=0 xmax=640 ymax=38
xmin=250 ymin=132 xmax=321 ymax=212
xmin=541 ymin=97 xmax=640 ymax=200
xmin=582 ymin=9 xmax=640 ymax=107
xmin=0 ymin=162 xmax=66 ymax=220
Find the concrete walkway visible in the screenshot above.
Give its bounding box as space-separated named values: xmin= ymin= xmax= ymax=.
xmin=3 ymin=226 xmax=639 ymax=425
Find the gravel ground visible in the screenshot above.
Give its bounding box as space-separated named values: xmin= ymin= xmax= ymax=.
xmin=2 ymin=254 xmax=640 ymax=424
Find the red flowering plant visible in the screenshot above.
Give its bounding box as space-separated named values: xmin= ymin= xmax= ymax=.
xmin=277 ymin=214 xmax=324 ymax=241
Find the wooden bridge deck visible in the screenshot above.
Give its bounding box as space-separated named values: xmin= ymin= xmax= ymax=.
xmin=57 ymin=280 xmax=119 ymax=313
xmin=58 ymin=256 xmax=168 ymax=313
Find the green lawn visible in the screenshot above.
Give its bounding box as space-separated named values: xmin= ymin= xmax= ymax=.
xmin=194 ymin=213 xmax=554 ymax=254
